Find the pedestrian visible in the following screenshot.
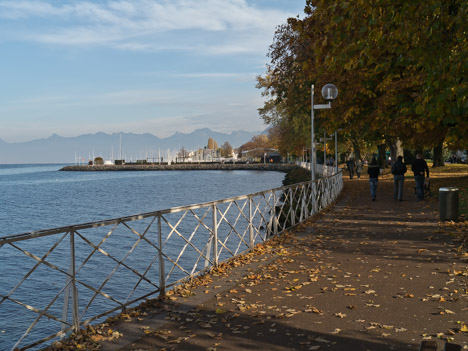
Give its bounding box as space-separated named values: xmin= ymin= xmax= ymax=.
xmin=411 ymin=153 xmax=429 ymax=201
xmin=355 ymin=159 xmax=363 ymax=179
xmin=367 ymin=157 xmax=380 ymax=201
xmin=391 ymin=155 xmax=407 ymax=201
xmin=346 ymin=158 xmax=355 ymax=179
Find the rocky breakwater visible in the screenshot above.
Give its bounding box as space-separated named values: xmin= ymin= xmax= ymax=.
xmin=60 ymin=163 xmax=297 ymax=172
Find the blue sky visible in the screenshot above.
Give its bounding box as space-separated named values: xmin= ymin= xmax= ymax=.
xmin=0 ymin=0 xmax=305 ymax=142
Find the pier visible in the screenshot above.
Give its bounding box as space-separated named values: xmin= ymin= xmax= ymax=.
xmin=60 ymin=163 xmax=297 ymax=172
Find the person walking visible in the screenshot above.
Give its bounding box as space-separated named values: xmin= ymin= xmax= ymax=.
xmin=355 ymin=159 xmax=363 ymax=179
xmin=391 ymin=156 xmax=407 ymax=201
xmin=411 ymin=153 xmax=429 ymax=201
xmin=367 ymin=157 xmax=380 ymax=201
xmin=346 ymin=158 xmax=355 ymax=179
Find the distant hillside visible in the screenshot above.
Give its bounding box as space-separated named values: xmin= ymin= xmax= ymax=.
xmin=0 ymin=129 xmax=262 ymax=164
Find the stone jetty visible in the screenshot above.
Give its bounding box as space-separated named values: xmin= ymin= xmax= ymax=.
xmin=60 ymin=163 xmax=297 ymax=172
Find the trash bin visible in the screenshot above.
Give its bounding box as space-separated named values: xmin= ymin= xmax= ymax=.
xmin=439 ymin=187 xmax=459 ymax=221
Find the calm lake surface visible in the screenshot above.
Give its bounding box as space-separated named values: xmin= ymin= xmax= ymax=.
xmin=0 ymin=164 xmax=285 ymax=236
xmin=0 ymin=164 xmax=285 ymax=350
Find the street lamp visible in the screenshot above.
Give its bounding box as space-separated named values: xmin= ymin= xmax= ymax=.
xmin=311 ymin=83 xmax=338 ymax=181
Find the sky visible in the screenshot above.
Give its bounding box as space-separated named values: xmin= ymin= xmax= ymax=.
xmin=0 ymin=0 xmax=306 ymax=143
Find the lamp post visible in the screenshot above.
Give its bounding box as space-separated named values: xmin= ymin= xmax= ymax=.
xmin=310 ymin=83 xmax=338 ymax=181
xmin=335 ymin=131 xmax=338 ymax=173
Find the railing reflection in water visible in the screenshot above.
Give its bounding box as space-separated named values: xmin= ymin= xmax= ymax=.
xmin=0 ymin=171 xmax=343 ymax=350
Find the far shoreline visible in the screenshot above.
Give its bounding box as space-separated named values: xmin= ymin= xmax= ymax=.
xmin=59 ymin=163 xmax=297 ymax=172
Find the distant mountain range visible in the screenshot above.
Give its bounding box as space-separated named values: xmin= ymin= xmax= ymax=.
xmin=0 ymin=128 xmax=262 ymax=164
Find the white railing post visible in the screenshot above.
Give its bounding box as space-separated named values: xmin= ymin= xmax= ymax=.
xmin=212 ymin=204 xmax=219 ymax=267
xmin=289 ymin=189 xmax=295 ymax=226
xmin=158 ymin=214 xmax=166 ymax=296
xmin=312 ymin=181 xmax=317 ymax=215
xmin=273 ymin=192 xmax=278 ymax=236
xmin=249 ymin=197 xmax=254 ymax=249
xmin=301 ymin=185 xmax=306 ymax=221
xmin=70 ymin=230 xmax=79 ymax=332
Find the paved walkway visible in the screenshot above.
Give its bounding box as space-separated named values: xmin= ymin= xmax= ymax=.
xmin=96 ymin=177 xmax=467 ymax=351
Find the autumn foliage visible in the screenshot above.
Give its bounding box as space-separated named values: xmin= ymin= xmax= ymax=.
xmin=257 ymin=0 xmax=467 ymax=161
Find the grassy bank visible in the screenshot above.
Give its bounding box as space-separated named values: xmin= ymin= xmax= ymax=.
xmin=427 ymin=164 xmax=468 ymax=254
xmin=428 ymin=163 xmax=468 ymax=219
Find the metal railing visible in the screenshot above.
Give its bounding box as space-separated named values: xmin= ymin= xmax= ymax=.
xmin=296 ymin=161 xmax=336 ymax=177
xmin=0 ymin=171 xmax=343 ymax=350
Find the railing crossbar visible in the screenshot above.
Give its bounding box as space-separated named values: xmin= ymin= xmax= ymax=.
xmin=162 ymin=211 xmax=189 ymax=246
xmin=216 ymin=201 xmax=250 ymax=251
xmin=167 ymin=211 xmax=211 ymax=278
xmin=216 ymin=199 xmax=251 ymax=257
xmin=161 ymin=214 xmax=214 ymax=281
xmin=74 ymin=228 xmax=158 ymax=319
xmin=75 ymin=230 xmax=157 ymax=289
xmin=1 ymin=232 xmax=69 ymax=305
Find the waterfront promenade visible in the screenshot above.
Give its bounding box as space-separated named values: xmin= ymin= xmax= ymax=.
xmin=58 ymin=177 xmax=467 ymax=351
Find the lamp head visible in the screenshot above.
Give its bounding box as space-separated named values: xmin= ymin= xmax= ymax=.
xmin=321 ymin=84 xmax=338 ymax=101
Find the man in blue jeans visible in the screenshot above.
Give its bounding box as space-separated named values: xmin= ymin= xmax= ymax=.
xmin=367 ymin=157 xmax=380 ymax=201
xmin=391 ymin=155 xmax=407 ymax=201
xmin=411 ymin=153 xmax=429 ymax=200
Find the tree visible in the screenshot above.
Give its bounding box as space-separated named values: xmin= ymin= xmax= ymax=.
xmin=207 ymin=137 xmax=218 ymax=150
xmin=177 ymin=147 xmax=189 ymax=162
xmin=220 ymin=142 xmax=233 ymax=158
xmin=257 ymin=0 xmax=468 ymax=166
xmin=238 ymin=134 xmax=275 ymax=159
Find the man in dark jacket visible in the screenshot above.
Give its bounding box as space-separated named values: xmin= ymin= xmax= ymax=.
xmin=367 ymin=157 xmax=380 ymax=201
xmin=346 ymin=158 xmax=355 ymax=179
xmin=411 ymin=153 xmax=429 ymax=200
xmin=391 ymin=156 xmax=407 ymax=201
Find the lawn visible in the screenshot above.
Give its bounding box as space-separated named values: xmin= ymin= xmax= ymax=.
xmin=425 ymin=164 xmax=468 ymax=254
xmin=428 ymin=163 xmax=468 ymax=219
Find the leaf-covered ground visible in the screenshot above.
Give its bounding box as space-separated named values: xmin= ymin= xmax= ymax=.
xmin=48 ymin=175 xmax=468 ymax=351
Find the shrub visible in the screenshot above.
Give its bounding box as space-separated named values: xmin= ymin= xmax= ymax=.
xmin=283 ymin=167 xmax=311 ymax=186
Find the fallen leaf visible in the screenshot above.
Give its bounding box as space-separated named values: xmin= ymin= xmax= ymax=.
xmin=334 ymin=312 xmax=347 ymax=318
xmin=315 ymin=337 xmax=330 ymax=343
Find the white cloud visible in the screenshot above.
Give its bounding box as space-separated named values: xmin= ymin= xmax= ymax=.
xmin=0 ymin=0 xmax=292 ymax=54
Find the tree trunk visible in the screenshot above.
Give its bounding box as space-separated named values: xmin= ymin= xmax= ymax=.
xmin=433 ymin=142 xmax=445 ymax=167
xmin=432 ymin=124 xmax=448 ymax=168
xmin=377 ymin=144 xmax=387 ymax=168
xmin=351 ymin=138 xmax=362 ymax=161
xmin=388 ymin=138 xmax=403 ymax=165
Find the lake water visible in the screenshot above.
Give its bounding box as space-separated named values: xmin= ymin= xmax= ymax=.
xmin=0 ymin=164 xmax=285 ymax=350
xmin=0 ymin=164 xmax=285 ymax=236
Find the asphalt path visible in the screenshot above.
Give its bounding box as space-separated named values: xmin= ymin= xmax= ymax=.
xmin=94 ymin=177 xmax=468 ymax=351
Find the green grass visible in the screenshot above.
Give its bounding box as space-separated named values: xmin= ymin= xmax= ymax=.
xmin=429 ymin=164 xmax=468 ymax=219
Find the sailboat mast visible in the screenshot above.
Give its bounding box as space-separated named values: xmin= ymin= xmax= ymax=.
xmin=119 ymin=133 xmax=122 ymax=160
